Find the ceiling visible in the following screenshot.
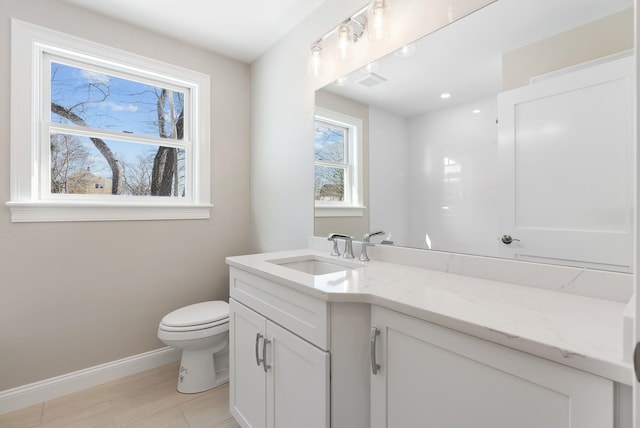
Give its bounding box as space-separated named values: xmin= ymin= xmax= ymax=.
xmin=63 ymin=0 xmax=330 ymax=63
xmin=325 ymin=0 xmax=632 ymax=118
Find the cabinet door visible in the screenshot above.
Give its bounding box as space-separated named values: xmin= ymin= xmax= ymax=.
xmin=371 ymin=306 xmax=613 ymax=428
xmin=230 ymin=299 xmax=267 ymax=428
xmin=266 ymin=320 xmax=330 ymax=428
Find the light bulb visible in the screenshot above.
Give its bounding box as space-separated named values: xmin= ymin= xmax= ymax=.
xmin=308 ymin=43 xmax=324 ymax=77
xmin=368 ymin=0 xmax=390 ymax=43
xmin=335 ymin=23 xmax=355 ymax=61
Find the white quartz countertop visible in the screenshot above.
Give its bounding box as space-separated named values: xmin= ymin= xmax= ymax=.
xmin=226 ymin=249 xmax=633 ymax=385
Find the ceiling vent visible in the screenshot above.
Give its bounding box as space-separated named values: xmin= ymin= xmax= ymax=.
xmin=355 ymin=73 xmax=387 ymax=88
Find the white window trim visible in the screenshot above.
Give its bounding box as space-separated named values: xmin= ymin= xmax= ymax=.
xmin=314 ymin=107 xmax=365 ymax=218
xmin=8 ymin=19 xmax=212 ymax=222
xmin=314 ymin=205 xmax=366 ymax=218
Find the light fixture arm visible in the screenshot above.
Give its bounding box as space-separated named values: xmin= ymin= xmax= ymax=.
xmin=312 ymin=3 xmax=370 ymax=45
xmin=350 ymin=16 xmax=368 ymax=43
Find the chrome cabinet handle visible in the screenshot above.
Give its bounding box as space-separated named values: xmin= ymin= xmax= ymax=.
xmin=634 ymin=342 xmax=640 ymax=383
xmin=500 ymin=234 xmax=520 ymax=245
xmin=255 ymin=333 xmax=264 ymax=366
xmin=262 ymin=338 xmax=271 ymax=372
xmin=370 ymin=327 xmax=381 ymax=375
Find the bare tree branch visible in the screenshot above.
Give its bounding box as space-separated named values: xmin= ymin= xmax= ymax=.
xmin=51 ymin=102 xmax=121 ymax=194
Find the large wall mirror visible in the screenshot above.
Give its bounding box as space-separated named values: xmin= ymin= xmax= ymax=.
xmin=314 ymin=0 xmax=634 ymax=273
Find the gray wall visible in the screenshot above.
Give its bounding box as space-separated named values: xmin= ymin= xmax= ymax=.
xmin=0 ymin=0 xmax=251 ymax=390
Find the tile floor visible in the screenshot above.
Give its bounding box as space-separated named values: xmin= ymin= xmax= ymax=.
xmin=0 ymin=362 xmax=240 ymax=428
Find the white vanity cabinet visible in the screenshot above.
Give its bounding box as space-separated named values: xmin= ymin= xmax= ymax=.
xmin=229 ymin=267 xmax=330 ymax=428
xmin=370 ymin=306 xmax=614 ymax=428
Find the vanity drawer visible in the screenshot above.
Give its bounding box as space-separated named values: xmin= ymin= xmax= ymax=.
xmin=229 ymin=267 xmax=329 ymax=350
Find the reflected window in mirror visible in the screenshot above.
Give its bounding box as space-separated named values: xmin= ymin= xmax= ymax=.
xmin=314 ymin=107 xmax=364 ymax=217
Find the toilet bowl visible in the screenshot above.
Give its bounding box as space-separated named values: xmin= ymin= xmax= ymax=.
xmin=158 ymin=301 xmax=229 ymax=393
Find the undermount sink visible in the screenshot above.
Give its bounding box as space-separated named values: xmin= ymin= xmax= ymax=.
xmin=268 ymin=255 xmax=358 ymax=276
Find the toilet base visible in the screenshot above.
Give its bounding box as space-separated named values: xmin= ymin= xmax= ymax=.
xmin=176 ymin=347 xmax=229 ymax=394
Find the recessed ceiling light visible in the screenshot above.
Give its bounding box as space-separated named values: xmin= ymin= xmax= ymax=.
xmin=333 ymin=76 xmax=349 ymax=86
xmin=472 ymin=109 xmax=481 ymax=114
xmin=362 ymin=61 xmax=379 ymax=73
xmin=394 ymin=44 xmax=416 ymax=58
xmin=440 ymin=93 xmax=451 ymax=99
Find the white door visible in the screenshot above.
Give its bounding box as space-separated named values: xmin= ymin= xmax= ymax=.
xmin=266 ymin=320 xmax=330 ymax=428
xmin=230 ymin=299 xmax=267 ymax=428
xmin=371 ymin=306 xmax=613 ymax=428
xmin=498 ymin=55 xmax=634 ymax=271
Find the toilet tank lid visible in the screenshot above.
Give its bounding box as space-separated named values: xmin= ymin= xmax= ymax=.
xmin=161 ymin=301 xmax=229 ymax=327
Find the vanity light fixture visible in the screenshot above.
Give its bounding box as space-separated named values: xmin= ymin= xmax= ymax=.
xmin=368 ymin=0 xmax=390 ymax=43
xmin=308 ymin=42 xmax=324 ymax=77
xmin=308 ymin=0 xmax=391 ymax=77
xmin=335 ymin=21 xmax=357 ymax=61
xmin=335 ymin=14 xmax=368 ymax=61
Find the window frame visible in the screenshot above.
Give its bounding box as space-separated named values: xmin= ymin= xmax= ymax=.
xmin=8 ymin=19 xmax=212 ymax=222
xmin=314 ymin=107 xmax=364 ymax=218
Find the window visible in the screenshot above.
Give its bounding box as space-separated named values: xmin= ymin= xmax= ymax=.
xmin=314 ymin=107 xmax=364 ymax=217
xmin=8 ymin=20 xmax=211 ymax=222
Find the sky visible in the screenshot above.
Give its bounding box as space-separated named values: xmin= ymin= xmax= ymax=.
xmin=50 ymin=61 xmax=184 ymax=182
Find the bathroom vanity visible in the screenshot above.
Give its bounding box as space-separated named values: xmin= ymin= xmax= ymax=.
xmin=226 ymin=242 xmax=633 ymax=428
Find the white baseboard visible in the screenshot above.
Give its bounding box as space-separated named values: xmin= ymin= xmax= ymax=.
xmin=0 ymin=347 xmax=180 ymax=415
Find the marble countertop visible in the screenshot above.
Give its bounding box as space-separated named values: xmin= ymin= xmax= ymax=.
xmin=226 ymin=248 xmax=633 ymax=385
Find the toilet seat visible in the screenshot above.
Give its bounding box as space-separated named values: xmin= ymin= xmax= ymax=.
xmin=159 ymin=318 xmax=228 ymax=332
xmin=159 ymin=301 xmax=229 ymax=332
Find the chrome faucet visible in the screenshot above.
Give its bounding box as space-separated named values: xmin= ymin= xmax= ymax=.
xmin=327 ymin=233 xmax=355 ymax=259
xmin=360 ymin=230 xmax=386 ymax=262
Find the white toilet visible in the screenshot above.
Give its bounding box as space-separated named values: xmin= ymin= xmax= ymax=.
xmin=157 ymin=301 xmax=230 ymax=393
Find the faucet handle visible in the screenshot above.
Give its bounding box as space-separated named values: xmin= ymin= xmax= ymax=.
xmin=328 ymin=232 xmax=355 ymax=241
xmin=364 ymin=230 xmax=386 ymax=242
xmin=360 ymin=231 xmax=386 ymax=261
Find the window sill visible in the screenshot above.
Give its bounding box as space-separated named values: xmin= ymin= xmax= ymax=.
xmin=6 ymin=201 xmax=212 ymax=222
xmin=315 ymin=205 xmax=366 ymax=218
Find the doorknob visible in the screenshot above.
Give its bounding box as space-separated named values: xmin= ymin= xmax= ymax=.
xmin=501 ymin=234 xmax=520 ymax=245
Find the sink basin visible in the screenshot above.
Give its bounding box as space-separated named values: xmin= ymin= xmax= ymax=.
xmin=268 ymin=255 xmax=357 ymax=275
